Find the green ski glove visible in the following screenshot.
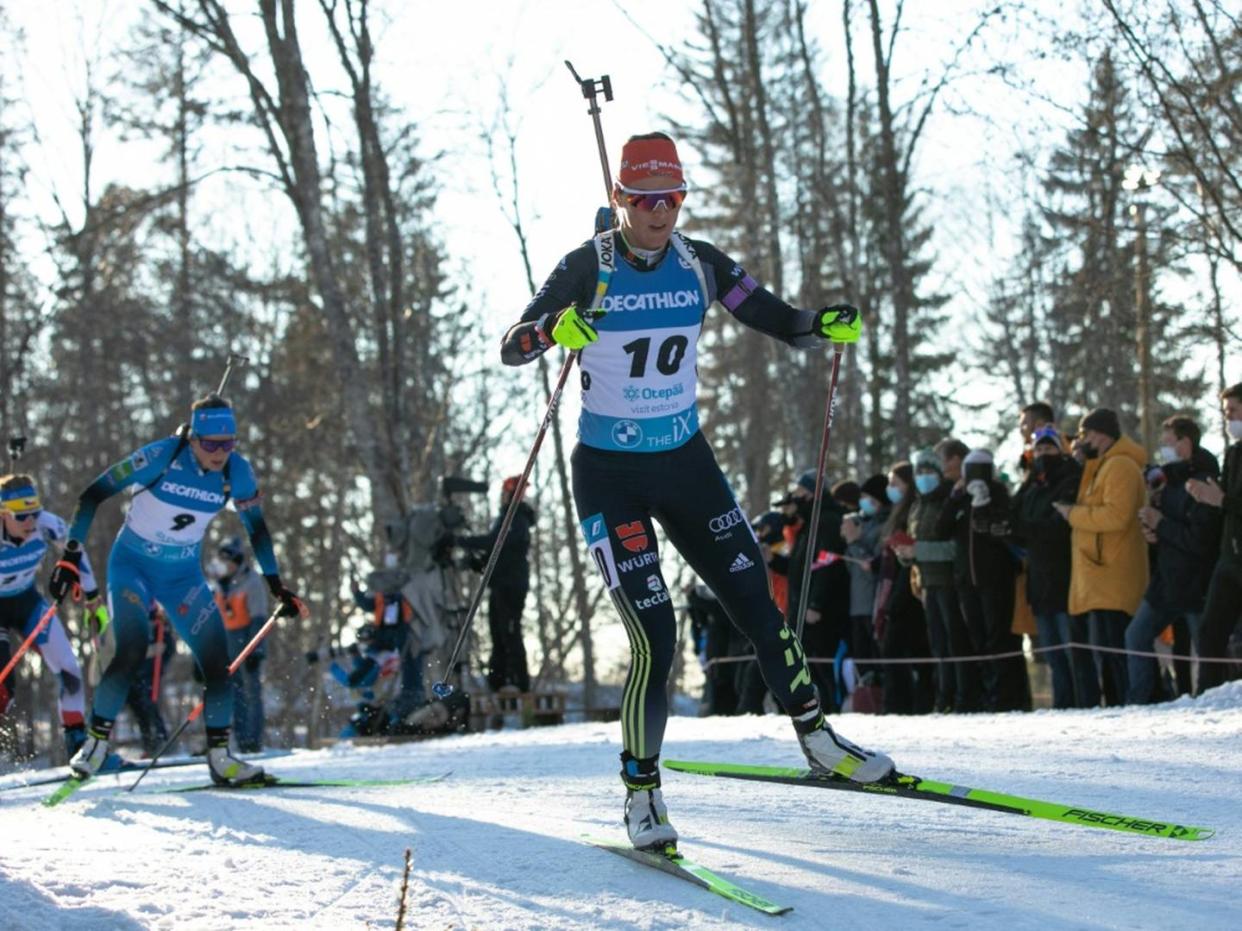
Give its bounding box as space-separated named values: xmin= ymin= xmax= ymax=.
xmin=541 ymin=305 xmax=599 ymax=350
xmin=816 ymin=304 xmax=862 ymax=343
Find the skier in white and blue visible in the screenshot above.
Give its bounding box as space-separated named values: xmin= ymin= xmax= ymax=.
xmin=501 ymin=132 xmax=894 ymax=850
xmin=50 ymin=394 xmax=305 ymax=785
xmin=0 ymin=474 xmax=101 ymax=756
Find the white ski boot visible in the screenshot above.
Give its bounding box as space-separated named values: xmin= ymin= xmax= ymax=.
xmin=207 ymin=747 xmax=267 ymax=786
xmin=69 ymin=733 xmax=111 ymax=778
xmin=798 ymin=716 xmax=894 ymax=783
xmin=625 ymin=787 xmax=678 ymax=851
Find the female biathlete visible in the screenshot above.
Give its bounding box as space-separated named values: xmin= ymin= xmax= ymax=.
xmin=50 ymin=394 xmax=305 ymax=785
xmin=501 ymin=133 xmax=894 ymax=849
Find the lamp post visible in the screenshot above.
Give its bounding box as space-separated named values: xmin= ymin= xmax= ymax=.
xmin=1123 ymin=164 xmax=1161 ymax=453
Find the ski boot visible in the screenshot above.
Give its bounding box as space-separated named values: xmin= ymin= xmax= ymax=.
xmin=207 ymin=747 xmax=267 ymax=786
xmin=206 ymin=727 xmax=266 ymax=786
xmin=795 ymin=709 xmax=894 ymax=784
xmin=621 ymin=752 xmax=678 ymax=851
xmin=69 ymin=732 xmax=112 ymax=778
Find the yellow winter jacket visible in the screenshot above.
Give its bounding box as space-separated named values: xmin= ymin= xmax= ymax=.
xmin=1067 ymin=435 xmax=1149 ymax=616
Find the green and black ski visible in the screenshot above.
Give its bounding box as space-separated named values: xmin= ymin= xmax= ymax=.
xmin=665 ymin=760 xmax=1214 ymax=842
xmin=156 ymin=773 xmax=449 ymax=794
xmin=42 ymin=775 xmax=92 ymax=807
xmin=586 ymin=836 xmax=791 ymax=916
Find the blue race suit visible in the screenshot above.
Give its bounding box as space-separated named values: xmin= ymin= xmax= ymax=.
xmin=68 ymin=436 xmax=279 ymax=729
xmin=0 ymin=511 xmax=98 ymax=729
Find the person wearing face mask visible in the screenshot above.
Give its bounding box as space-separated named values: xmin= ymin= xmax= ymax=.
xmin=874 ymin=462 xmax=932 ymax=713
xmin=840 ymin=474 xmax=891 ymax=682
xmin=1126 ymin=415 xmax=1221 ymax=703
xmin=1010 ymin=427 xmax=1094 ymax=708
xmin=906 ymin=447 xmax=975 ymax=712
xmin=938 ymin=450 xmax=1031 ymax=712
xmin=211 ymin=537 xmax=271 ymax=752
xmin=1187 ymin=383 xmax=1242 ymax=692
xmin=1052 ymin=408 xmax=1148 ymax=706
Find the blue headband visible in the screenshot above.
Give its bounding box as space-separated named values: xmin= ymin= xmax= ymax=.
xmin=1 ymin=485 xmax=40 ymax=513
xmin=191 ymin=408 xmax=237 ymax=437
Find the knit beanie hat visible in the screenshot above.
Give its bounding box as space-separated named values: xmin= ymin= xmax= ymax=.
xmin=830 ymin=480 xmax=861 ymax=509
xmin=1080 ymin=408 xmax=1121 ymax=440
xmin=1031 ymin=425 xmax=1062 ymax=449
xmin=860 ymin=474 xmax=889 ymax=502
xmin=618 ymin=135 xmax=684 ymax=186
xmin=911 ymin=447 xmax=943 ymax=473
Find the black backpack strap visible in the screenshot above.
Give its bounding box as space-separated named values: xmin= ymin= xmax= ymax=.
xmin=139 ymin=426 xmax=191 ymax=495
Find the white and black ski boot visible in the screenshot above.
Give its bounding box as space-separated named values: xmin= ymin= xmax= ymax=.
xmin=207 ymin=747 xmax=267 ymax=786
xmin=795 ymin=710 xmax=894 ymax=783
xmin=621 ymin=752 xmax=678 ymax=850
xmin=625 ymin=787 xmax=678 ymax=851
xmin=69 ymin=732 xmax=111 ymax=778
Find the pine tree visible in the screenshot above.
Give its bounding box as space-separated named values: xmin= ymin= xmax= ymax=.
xmin=1038 ymin=51 xmax=1203 ymax=437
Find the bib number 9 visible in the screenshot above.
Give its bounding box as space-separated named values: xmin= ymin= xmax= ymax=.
xmin=170 ymin=514 xmax=197 ymax=532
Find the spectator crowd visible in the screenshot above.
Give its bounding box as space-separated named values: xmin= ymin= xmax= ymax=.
xmin=691 ymin=385 xmax=1242 ymax=715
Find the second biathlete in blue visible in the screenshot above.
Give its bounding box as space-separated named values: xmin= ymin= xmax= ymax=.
xmin=50 ymin=395 xmax=305 ymax=785
xmin=0 ymin=478 xmax=101 ymax=756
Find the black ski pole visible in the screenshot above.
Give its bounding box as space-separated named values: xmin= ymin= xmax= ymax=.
xmin=431 ymin=63 xmax=616 ymax=699
xmin=565 ymin=60 xmax=614 ymax=198
xmin=216 ymin=352 xmax=249 ymax=395
xmin=794 ymin=343 xmax=848 ymax=641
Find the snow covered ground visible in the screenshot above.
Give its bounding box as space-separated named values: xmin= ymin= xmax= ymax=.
xmin=2 ymin=683 xmax=1240 ymax=931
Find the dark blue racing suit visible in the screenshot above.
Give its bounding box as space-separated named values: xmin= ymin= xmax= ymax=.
xmin=502 ymin=230 xmax=826 ymax=768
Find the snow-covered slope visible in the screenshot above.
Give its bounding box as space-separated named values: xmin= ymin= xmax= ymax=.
xmin=2 ymin=684 xmax=1240 ymax=930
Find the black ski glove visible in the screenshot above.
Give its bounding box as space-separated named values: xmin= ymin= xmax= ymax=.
xmin=265 ymin=574 xmax=306 ymax=619
xmin=49 ymin=542 xmax=84 ymax=604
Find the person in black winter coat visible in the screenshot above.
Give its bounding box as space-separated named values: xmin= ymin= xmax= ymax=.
xmin=686 ymin=583 xmax=746 ymax=715
xmin=459 ymin=476 xmax=534 ymax=692
xmin=1190 ymin=383 xmax=1242 ymax=691
xmin=783 ymin=471 xmax=850 ymax=712
xmin=1010 ymin=427 xmax=1094 ymax=708
xmin=937 ymin=449 xmax=1032 ymax=712
xmin=1127 ymin=416 xmax=1223 ymax=702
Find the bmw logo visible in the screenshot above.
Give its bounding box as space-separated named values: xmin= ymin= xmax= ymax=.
xmin=612 ymin=420 xmax=643 ymax=448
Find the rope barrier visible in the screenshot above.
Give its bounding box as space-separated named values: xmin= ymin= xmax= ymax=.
xmin=699 ymin=640 xmax=1241 ymax=671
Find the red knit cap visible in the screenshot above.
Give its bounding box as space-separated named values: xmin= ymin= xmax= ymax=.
xmin=502 ymin=475 xmax=521 ymax=495
xmin=618 ymin=136 xmax=684 ymax=186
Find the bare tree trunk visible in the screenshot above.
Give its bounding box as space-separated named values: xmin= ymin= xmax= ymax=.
xmin=318 ymin=0 xmax=410 ymax=510
xmin=867 ymin=0 xmax=912 ymax=456
xmin=157 ymin=0 xmax=402 ymax=529
xmin=173 ymin=8 xmax=193 ymax=369
xmin=841 ymin=0 xmax=868 ymax=471
xmin=485 ymin=104 xmax=598 ymax=705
